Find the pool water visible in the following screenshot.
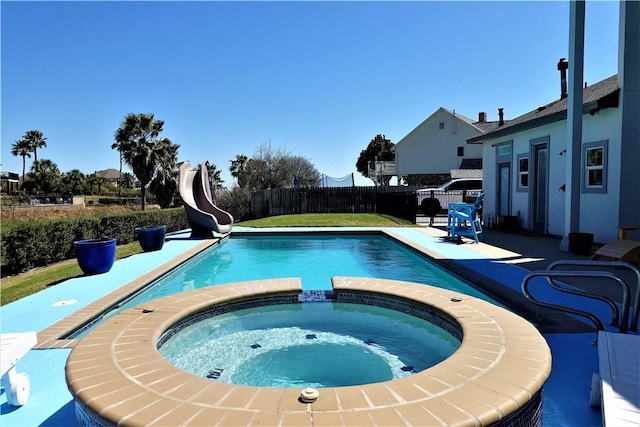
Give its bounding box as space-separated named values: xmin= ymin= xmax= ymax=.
xmin=71 ymin=234 xmax=499 ymax=338
xmin=123 ymin=234 xmax=492 ymax=309
xmin=159 ymin=302 xmax=460 ymax=388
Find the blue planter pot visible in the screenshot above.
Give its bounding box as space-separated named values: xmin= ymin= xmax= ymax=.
xmin=73 ymin=238 xmax=117 ymax=275
xmin=135 ymin=225 xmax=167 ymax=252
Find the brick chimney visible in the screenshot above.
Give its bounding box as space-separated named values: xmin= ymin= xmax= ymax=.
xmin=498 ymin=108 xmax=504 ymax=126
xmin=478 ymin=112 xmax=487 ymax=123
xmin=557 ymin=57 xmax=569 ymax=99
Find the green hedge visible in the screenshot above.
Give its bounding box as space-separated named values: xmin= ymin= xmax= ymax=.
xmin=1 ymin=208 xmax=189 ymax=277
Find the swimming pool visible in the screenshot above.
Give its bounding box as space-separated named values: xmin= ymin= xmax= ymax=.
xmin=121 ymin=234 xmax=497 ymax=308
xmin=66 ymin=233 xmax=503 ymax=339
xmin=159 ymin=301 xmax=460 ymax=388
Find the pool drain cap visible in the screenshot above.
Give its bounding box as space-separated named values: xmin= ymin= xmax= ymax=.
xmin=300 ymin=388 xmax=319 ymax=403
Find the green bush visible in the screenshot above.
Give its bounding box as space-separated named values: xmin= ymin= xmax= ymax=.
xmin=1 ymin=208 xmax=189 ymax=277
xmin=216 ymin=188 xmax=252 ymax=222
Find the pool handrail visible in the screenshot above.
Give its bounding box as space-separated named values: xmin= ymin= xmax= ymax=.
xmin=548 ymin=260 xmax=640 ymax=333
xmin=541 ymin=271 xmax=622 ymax=329
xmin=521 ymin=270 xmax=631 ymax=335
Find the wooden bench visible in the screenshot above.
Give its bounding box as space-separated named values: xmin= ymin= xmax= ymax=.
xmin=591 ymin=240 xmax=640 ymax=266
xmin=1 ymin=332 xmax=37 ymax=406
xmin=596 ymin=331 xmax=640 ymax=426
xmin=618 ymin=226 xmax=640 ymax=240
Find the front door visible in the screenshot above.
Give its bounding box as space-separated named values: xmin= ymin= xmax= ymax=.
xmin=532 ymin=143 xmax=548 ymax=233
xmin=498 ymin=163 xmax=511 ymax=216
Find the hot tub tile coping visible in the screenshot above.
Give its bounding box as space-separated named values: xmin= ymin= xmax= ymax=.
xmin=65 ymin=276 xmax=551 ymax=426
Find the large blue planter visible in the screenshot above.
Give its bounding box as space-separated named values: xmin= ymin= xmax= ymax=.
xmin=135 ymin=225 xmax=167 ymax=252
xmin=73 ymin=238 xmax=117 ymax=275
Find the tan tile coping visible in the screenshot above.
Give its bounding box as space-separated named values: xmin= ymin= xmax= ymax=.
xmin=66 ymin=276 xmax=551 ymax=426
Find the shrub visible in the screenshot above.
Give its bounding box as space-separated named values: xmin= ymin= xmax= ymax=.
xmin=216 ymin=188 xmax=252 ymax=222
xmin=1 ymin=208 xmax=189 ymax=277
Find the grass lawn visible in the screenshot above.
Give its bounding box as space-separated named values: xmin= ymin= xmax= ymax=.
xmin=239 ymin=213 xmax=415 ymax=227
xmin=1 ymin=214 xmax=415 ymax=305
xmin=1 ymin=242 xmax=143 ymax=306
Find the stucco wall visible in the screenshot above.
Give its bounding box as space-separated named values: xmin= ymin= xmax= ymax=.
xmin=396 ymin=109 xmax=483 ymax=175
xmin=481 ymin=108 xmax=621 ymax=243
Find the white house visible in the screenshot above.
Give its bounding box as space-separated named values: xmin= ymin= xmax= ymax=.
xmin=468 ymin=75 xmax=620 ymax=242
xmin=467 ymin=1 xmax=639 ymax=246
xmin=394 ymin=108 xmax=500 ymax=186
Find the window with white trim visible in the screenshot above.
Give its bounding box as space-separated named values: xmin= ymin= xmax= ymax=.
xmin=516 ymin=154 xmax=528 ymax=192
xmin=582 ymin=140 xmax=608 ymax=193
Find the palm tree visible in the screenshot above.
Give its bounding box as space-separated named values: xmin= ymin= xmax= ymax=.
xmin=87 ymin=173 xmax=99 ymax=195
xmin=149 ymin=137 xmax=180 ymax=208
xmin=121 ymin=172 xmax=135 ymax=189
xmin=95 ymin=175 xmax=108 ymax=196
xmin=10 ymin=138 xmax=31 ymax=188
xmin=30 ymin=159 xmax=60 ymax=193
xmin=111 ymin=129 xmax=131 ymax=198
xmin=62 ymin=169 xmax=85 ymax=194
xmin=114 ymin=113 xmax=178 ymax=210
xmin=229 ymin=154 xmax=248 ymax=188
xmin=23 ymin=130 xmax=47 ymax=162
xmin=207 ymin=162 xmax=224 ymax=192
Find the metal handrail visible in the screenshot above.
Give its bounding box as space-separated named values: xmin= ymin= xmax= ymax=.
xmin=546 ymin=275 xmax=621 ymax=327
xmin=548 ymin=260 xmax=640 ymax=332
xmin=521 ymin=270 xmax=631 ymax=334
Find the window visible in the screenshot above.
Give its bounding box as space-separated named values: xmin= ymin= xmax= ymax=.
xmin=438 ymin=179 xmax=482 ymax=191
xmin=457 ymin=146 xmax=464 ymax=157
xmin=439 ymin=122 xmax=445 ymax=130
xmin=497 ymin=144 xmax=511 ymax=157
xmin=517 ymin=154 xmax=528 ymax=192
xmin=582 ymin=140 xmax=608 ymax=193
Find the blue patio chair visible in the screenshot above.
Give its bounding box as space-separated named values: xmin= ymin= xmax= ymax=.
xmin=447 ymin=193 xmax=485 ymax=243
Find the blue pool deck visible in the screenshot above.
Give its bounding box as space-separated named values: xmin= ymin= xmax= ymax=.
xmin=0 ymin=226 xmax=627 ymax=426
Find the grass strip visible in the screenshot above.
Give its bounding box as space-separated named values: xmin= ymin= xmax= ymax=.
xmin=1 ymin=242 xmax=143 ymax=306
xmin=239 ymin=213 xmax=415 ymax=227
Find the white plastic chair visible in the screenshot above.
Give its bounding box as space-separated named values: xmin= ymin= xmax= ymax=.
xmin=1 ymin=332 xmax=37 ymax=406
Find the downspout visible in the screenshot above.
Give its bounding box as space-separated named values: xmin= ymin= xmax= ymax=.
xmin=560 ymin=0 xmax=585 ymax=251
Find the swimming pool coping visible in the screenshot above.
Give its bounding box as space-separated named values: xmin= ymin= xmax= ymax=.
xmin=36 ymin=227 xmax=588 ymax=350
xmin=35 ymin=239 xmax=219 ymax=349
xmin=33 ymin=228 xmax=434 ymax=349
xmin=65 ymin=276 xmax=552 ymax=426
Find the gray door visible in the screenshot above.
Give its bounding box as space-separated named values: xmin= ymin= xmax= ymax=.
xmin=532 ymin=143 xmax=548 ymax=233
xmin=498 ymin=163 xmax=511 ymax=216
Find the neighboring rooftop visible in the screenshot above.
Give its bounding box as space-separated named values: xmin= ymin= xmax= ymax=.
xmin=95 ymin=168 xmax=120 ymax=180
xmin=456 ymin=159 xmax=483 ymax=171
xmin=468 ymin=74 xmax=619 ymax=144
xmin=447 ymin=108 xmax=507 ymax=134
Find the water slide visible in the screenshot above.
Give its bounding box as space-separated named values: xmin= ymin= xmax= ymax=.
xmin=178 ymin=160 xmax=234 ymax=237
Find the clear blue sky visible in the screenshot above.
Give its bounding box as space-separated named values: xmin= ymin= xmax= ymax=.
xmin=1 ymin=1 xmax=620 ymax=187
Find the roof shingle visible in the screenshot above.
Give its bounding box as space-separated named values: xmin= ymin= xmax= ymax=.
xmin=468 ymin=75 xmax=619 ymax=144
